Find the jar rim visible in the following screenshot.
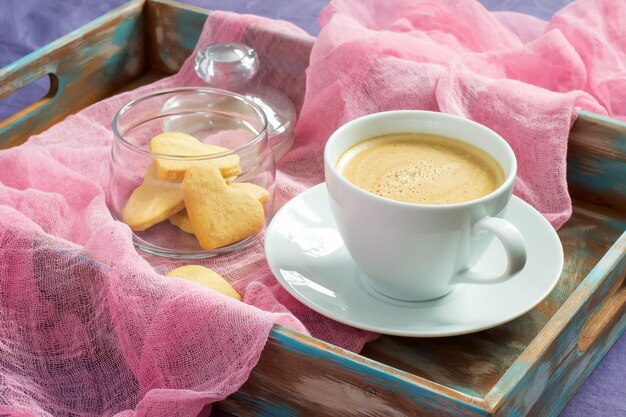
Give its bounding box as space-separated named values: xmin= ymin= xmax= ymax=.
xmin=111 ymin=87 xmax=269 ymax=160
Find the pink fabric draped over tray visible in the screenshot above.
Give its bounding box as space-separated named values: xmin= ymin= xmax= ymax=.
xmin=0 ymin=0 xmax=624 ymax=415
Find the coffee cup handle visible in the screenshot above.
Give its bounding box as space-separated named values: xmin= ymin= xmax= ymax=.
xmin=452 ymin=217 xmax=527 ymax=285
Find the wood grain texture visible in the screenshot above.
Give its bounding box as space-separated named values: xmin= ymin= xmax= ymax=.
xmin=568 ymin=111 xmax=626 ymax=211
xmin=579 ymin=273 xmax=626 ymax=352
xmin=220 ymin=326 xmax=490 ymax=417
xmin=0 ymin=1 xmax=146 ymax=148
xmin=145 ymin=0 xmax=209 ymax=74
xmin=488 ymin=232 xmax=626 ymax=417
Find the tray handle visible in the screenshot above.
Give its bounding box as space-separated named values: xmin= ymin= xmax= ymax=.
xmin=578 ymin=272 xmax=626 ymax=353
xmin=0 ymin=71 xmax=60 ymax=137
xmin=0 ymin=0 xmax=145 ymax=149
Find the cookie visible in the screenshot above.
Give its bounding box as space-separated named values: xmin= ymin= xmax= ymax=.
xmin=150 ymin=132 xmax=241 ymax=181
xmin=169 ymin=209 xmax=194 ymax=234
xmin=123 ymin=163 xmax=185 ymax=231
xmin=182 ymin=165 xmax=265 ymax=250
xmin=166 ymin=265 xmax=241 ymax=300
xmin=168 ymin=183 xmax=268 ymax=235
xmin=230 ymin=182 xmax=270 ymax=204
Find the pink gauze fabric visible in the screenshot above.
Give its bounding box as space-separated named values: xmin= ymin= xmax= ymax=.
xmin=0 ymin=12 xmax=372 ymax=417
xmin=310 ymin=0 xmax=623 ymax=229
xmin=0 ymin=0 xmax=624 ymax=416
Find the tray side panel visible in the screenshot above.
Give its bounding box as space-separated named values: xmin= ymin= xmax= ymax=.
xmin=0 ymin=1 xmax=147 ymax=148
xmin=526 ymin=280 xmax=626 ymax=417
xmin=145 ymin=0 xmax=209 ymax=74
xmin=568 ymin=111 xmax=626 ymax=211
xmin=219 ymin=326 xmax=490 ymax=417
xmin=488 ymin=233 xmax=626 ymax=417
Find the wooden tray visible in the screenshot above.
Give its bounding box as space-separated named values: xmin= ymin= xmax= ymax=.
xmin=1 ymin=1 xmax=625 ymax=416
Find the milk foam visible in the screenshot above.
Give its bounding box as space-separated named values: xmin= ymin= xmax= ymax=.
xmin=337 ymin=133 xmax=504 ymax=204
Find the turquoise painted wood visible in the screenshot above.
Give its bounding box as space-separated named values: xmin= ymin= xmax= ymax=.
xmin=568 ymin=111 xmax=626 ymax=211
xmin=1 ymin=1 xmax=625 ymax=416
xmin=489 ymin=233 xmax=626 ymax=416
xmin=145 ymin=0 xmax=209 ymax=74
xmin=223 ymin=325 xmax=491 ymax=416
xmin=0 ymin=1 xmax=146 ymax=148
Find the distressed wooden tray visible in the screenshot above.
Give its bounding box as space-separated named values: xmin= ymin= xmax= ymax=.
xmin=1 ymin=1 xmax=625 ymax=416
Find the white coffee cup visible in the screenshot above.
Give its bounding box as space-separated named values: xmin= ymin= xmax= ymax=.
xmin=324 ymin=110 xmax=527 ymax=302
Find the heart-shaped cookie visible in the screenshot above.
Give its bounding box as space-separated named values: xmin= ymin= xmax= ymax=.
xmin=167 ymin=265 xmax=241 ymax=300
xmin=168 ymin=209 xmax=195 ymax=234
xmin=151 ymin=132 xmax=241 ymax=181
xmin=169 ymin=182 xmax=269 ymax=235
xmin=123 ymin=163 xmax=184 ymax=231
xmin=182 ymin=166 xmax=265 ymax=250
xmin=230 ymin=182 xmax=270 ymax=204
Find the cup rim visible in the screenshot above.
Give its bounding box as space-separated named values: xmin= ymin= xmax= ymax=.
xmin=324 ymin=110 xmax=518 ymax=210
xmin=112 ymin=87 xmax=269 ymax=160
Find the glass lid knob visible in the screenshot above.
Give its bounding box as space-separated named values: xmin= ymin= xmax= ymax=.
xmin=194 ymin=43 xmax=260 ymax=88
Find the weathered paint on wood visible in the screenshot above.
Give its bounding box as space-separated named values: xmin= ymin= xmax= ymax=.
xmin=568 ymin=111 xmax=626 ymax=211
xmin=145 ymin=0 xmax=209 ymax=74
xmin=2 ymin=1 xmax=626 ymax=416
xmin=220 ymin=325 xmax=490 ymax=417
xmin=579 ymin=270 xmax=625 ymax=352
xmin=0 ymin=1 xmax=146 ymax=148
xmin=488 ymin=232 xmax=626 ymax=417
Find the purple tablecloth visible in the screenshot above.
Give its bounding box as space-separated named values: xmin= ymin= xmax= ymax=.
xmin=1 ymin=1 xmax=624 ymax=416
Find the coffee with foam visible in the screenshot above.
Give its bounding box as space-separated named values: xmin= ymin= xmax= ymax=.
xmin=337 ymin=133 xmax=504 ymax=205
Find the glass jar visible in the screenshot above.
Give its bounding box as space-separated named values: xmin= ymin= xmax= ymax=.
xmin=110 ymin=87 xmax=275 ymax=258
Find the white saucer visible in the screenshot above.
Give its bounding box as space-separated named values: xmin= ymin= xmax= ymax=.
xmin=265 ymin=183 xmax=564 ymax=337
